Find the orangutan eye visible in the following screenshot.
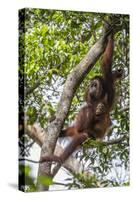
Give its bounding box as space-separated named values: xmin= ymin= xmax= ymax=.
xmin=91 ymin=82 xmax=97 ymax=87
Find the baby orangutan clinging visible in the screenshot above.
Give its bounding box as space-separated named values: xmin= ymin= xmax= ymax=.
xmin=40 ymin=33 xmax=123 ymax=165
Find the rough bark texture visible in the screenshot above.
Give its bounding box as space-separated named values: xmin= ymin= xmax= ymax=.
xmin=25 ymin=123 xmax=82 ymax=175
xmin=37 ymin=27 xmax=112 ymax=191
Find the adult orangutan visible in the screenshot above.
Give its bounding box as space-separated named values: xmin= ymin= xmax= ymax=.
xmin=41 ymin=33 xmax=123 ymax=164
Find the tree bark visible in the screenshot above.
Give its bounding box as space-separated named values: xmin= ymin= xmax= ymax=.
xmin=25 ymin=123 xmax=82 ymax=174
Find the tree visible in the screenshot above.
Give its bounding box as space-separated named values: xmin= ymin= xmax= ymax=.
xmin=19 ymin=8 xmax=129 ymax=192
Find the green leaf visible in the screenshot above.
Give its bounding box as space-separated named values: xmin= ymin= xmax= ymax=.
xmin=41 ymin=25 xmax=48 ymax=36
xmin=38 ymin=175 xmax=53 ymax=186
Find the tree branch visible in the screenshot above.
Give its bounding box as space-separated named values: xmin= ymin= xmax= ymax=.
xmin=25 ymin=123 xmax=82 ymax=175
xmin=25 ymin=123 xmax=44 ymax=147
xmin=102 ymin=135 xmax=128 ymax=146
